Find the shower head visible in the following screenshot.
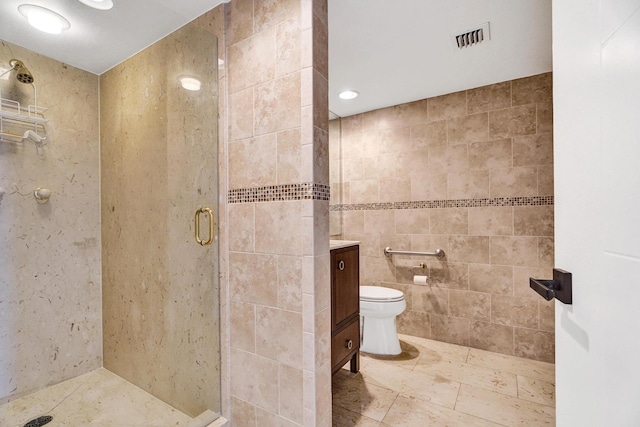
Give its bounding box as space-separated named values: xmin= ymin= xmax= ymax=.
xmin=9 ymin=59 xmax=34 ymax=84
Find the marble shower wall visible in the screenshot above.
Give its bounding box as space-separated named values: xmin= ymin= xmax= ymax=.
xmin=331 ymin=73 xmax=555 ymax=363
xmin=100 ymin=22 xmax=220 ymax=417
xmin=225 ymin=0 xmax=331 ymax=425
xmin=0 ymin=41 xmax=101 ymax=402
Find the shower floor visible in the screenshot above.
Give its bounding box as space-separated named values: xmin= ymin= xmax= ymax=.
xmin=0 ymin=368 xmax=195 ymax=427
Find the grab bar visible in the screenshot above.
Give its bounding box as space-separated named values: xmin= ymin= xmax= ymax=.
xmin=384 ymin=247 xmax=445 ymax=259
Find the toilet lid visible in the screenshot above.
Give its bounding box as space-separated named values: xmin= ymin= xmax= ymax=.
xmin=360 ymin=285 xmax=404 ymax=302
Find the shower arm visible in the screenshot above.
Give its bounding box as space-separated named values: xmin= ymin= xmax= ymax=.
xmin=32 ymin=83 xmax=38 ymax=112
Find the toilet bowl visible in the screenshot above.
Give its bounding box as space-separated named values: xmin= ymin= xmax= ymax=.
xmin=359 ymin=285 xmax=406 ymax=355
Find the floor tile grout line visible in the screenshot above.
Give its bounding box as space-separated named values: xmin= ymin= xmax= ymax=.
xmin=379 ymin=392 xmax=401 ymax=425
xmin=514 ymin=374 xmax=557 ymax=409
xmin=452 ymin=380 xmax=463 ymax=411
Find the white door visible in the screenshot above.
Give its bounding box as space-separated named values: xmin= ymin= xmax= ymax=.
xmin=553 ymin=1 xmax=640 ymax=425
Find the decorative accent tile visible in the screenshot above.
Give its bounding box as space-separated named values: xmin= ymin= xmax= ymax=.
xmin=228 ymin=183 xmax=330 ymax=203
xmin=330 ymin=196 xmax=553 ymax=211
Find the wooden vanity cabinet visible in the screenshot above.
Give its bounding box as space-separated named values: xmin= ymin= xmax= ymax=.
xmin=330 ymin=244 xmax=360 ymax=375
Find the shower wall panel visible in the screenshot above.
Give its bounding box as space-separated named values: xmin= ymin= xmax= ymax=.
xmin=100 ymin=22 xmax=220 ymax=416
xmin=0 ymin=41 xmax=101 ymax=402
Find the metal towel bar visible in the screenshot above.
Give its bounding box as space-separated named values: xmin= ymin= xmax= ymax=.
xmin=384 ymin=247 xmax=445 ymax=259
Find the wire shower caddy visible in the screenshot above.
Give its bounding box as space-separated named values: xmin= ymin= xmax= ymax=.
xmin=0 ymin=79 xmax=48 ymax=144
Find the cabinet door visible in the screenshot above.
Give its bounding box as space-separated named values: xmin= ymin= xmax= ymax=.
xmin=331 ymin=246 xmax=360 ymax=330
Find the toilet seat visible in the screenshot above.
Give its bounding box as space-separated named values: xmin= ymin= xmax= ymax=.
xmin=360 ymin=285 xmax=404 ymax=303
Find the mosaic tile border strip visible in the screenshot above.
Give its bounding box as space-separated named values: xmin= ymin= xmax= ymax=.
xmin=228 ymin=183 xmax=330 ymax=203
xmin=329 ymin=196 xmax=554 ymax=211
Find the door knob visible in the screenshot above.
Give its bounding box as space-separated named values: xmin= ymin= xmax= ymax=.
xmin=530 ymin=268 xmax=572 ymax=304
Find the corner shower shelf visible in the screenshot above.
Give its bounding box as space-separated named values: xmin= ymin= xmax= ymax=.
xmin=0 ymin=97 xmax=48 ymax=144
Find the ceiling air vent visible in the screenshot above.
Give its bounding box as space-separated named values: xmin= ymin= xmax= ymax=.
xmin=451 ymin=22 xmax=490 ymax=49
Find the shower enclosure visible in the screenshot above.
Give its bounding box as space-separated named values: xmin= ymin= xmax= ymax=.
xmin=0 ymin=17 xmax=221 ymax=422
xmin=100 ymin=21 xmax=220 ymax=418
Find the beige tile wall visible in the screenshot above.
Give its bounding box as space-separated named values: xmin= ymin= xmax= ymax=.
xmin=225 ymin=0 xmax=330 ymax=426
xmin=331 ymin=73 xmax=555 ymax=363
xmin=0 ymin=41 xmax=101 ymax=402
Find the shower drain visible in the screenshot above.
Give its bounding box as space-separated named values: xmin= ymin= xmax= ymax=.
xmin=23 ymin=415 xmax=53 ymax=427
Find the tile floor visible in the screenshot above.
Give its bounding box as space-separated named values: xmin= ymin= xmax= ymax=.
xmin=332 ymin=334 xmax=555 ymax=427
xmin=0 ymin=368 xmax=196 ymax=427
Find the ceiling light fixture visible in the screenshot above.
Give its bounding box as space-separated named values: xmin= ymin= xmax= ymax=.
xmin=18 ymin=4 xmax=70 ymax=34
xmin=178 ymin=76 xmax=201 ymax=91
xmin=338 ymin=90 xmax=359 ymax=100
xmin=76 ymin=0 xmax=114 ymax=11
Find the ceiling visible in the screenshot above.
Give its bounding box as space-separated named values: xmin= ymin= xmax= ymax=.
xmin=0 ymin=0 xmax=229 ymax=74
xmin=0 ymin=0 xmax=552 ymax=118
xmin=328 ymin=0 xmax=552 ymax=117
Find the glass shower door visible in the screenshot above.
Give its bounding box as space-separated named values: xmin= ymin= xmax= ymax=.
xmin=100 ymin=22 xmax=220 ymax=418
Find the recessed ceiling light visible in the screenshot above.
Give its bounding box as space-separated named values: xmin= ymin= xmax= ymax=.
xmin=339 ymin=90 xmax=359 ymax=100
xmin=178 ymin=76 xmax=201 ymax=91
xmin=77 ymin=0 xmax=114 ymax=11
xmin=18 ymin=4 xmax=70 ymax=35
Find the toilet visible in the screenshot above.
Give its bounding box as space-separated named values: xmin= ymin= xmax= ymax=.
xmin=359 ymin=285 xmax=406 ymax=355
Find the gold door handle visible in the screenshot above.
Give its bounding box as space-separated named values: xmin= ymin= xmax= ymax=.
xmin=195 ymin=206 xmax=214 ymax=246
